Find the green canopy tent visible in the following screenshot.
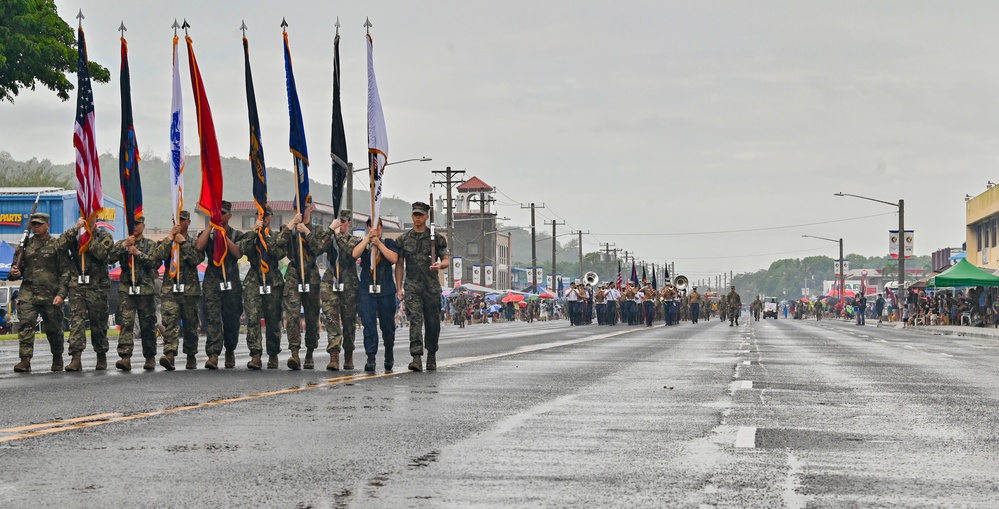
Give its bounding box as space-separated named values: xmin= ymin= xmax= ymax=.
xmin=928 ymin=259 xmax=999 ymax=288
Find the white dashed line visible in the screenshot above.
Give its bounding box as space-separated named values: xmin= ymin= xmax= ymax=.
xmin=940 ymin=353 xmax=953 ymax=357
xmin=735 ymin=426 xmax=757 ymax=448
xmin=743 ymin=360 xmax=751 ymax=365
xmin=741 ymin=381 xmax=753 ymax=389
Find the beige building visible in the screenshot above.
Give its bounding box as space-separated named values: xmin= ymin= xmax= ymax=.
xmin=965 ymin=187 xmax=999 ymax=268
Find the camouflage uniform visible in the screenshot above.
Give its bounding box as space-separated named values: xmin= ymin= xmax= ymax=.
xmin=316 ymin=226 xmax=360 ymax=355
xmin=58 ymin=226 xmax=114 ymax=357
xmin=154 ymin=233 xmax=202 ymax=356
xmin=395 ymin=228 xmax=448 ymax=357
xmin=237 ymin=227 xmax=285 ymax=357
xmin=276 ymin=224 xmax=323 ymax=353
xmin=10 ymin=228 xmax=69 ymax=361
xmin=727 ymin=288 xmax=742 ymax=326
xmin=454 ymin=293 xmax=468 ymax=327
xmin=110 ymin=236 xmax=162 ymax=359
xmin=201 ymin=225 xmax=243 ymax=357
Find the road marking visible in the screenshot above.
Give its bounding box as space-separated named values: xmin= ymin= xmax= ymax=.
xmin=742 ymin=381 xmax=753 ymax=389
xmin=0 ymin=329 xmax=634 ymax=444
xmin=735 ymin=426 xmax=757 ymax=448
xmin=742 ymin=360 xmax=751 ymax=365
xmin=940 ymin=353 xmax=953 ymax=357
xmin=0 ymin=413 xmax=121 ymax=434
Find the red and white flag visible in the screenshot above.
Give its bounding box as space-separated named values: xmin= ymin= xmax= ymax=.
xmin=74 ymin=25 xmax=103 ymax=254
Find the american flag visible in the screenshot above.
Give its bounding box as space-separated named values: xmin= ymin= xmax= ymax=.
xmin=616 ymin=260 xmax=623 ymax=290
xmin=74 ymin=26 xmax=103 ymax=254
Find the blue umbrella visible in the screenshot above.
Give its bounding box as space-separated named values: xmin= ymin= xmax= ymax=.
xmin=487 ymin=304 xmax=501 ymax=313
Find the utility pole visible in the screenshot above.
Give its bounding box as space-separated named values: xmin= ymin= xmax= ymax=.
xmin=344 ymin=162 xmax=354 ymax=212
xmin=431 ymin=166 xmax=466 ymax=288
xmin=545 ymin=219 xmax=565 ymax=286
xmin=470 ymin=192 xmax=495 ymax=287
xmin=600 ymin=242 xmax=617 ymax=262
xmin=573 ymin=230 xmax=589 ymax=280
xmin=520 ymin=202 xmax=545 ymax=293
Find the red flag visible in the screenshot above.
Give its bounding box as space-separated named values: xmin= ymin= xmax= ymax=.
xmin=74 ymin=26 xmax=102 ymax=255
xmin=185 ymin=36 xmax=226 ymax=268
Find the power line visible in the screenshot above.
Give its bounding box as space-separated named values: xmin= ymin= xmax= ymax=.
xmin=589 ymin=212 xmax=896 ymax=236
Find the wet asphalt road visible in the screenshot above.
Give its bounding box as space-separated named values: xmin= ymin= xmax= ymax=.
xmin=1 ymin=318 xmax=998 ymax=508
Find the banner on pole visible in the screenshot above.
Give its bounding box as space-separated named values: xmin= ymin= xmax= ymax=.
xmin=485 ymin=265 xmax=493 ymax=287
xmin=889 ymin=230 xmax=914 ymax=259
xmin=472 ymin=264 xmax=481 ymax=284
xmin=452 ymin=257 xmax=462 ymax=285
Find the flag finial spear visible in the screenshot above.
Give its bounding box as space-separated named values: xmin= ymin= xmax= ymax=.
xmin=76 ymin=9 xmax=84 ymax=27
xmin=281 ymin=17 xmax=288 ymax=33
xmin=240 ymin=20 xmax=247 ymax=37
xmin=364 ymin=17 xmax=372 ymax=35
xmin=118 ymin=22 xmax=127 ymax=36
xmin=172 ymin=19 xmax=180 ymax=36
xmin=181 ymin=19 xmax=190 ymax=36
xmin=335 ymin=16 xmax=340 ymax=37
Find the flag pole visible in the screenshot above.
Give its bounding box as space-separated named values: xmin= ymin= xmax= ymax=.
xmin=283 ymin=19 xmax=306 ymax=290
xmin=171 ymin=19 xmax=182 ymax=288
xmin=78 ymin=9 xmax=88 ymax=277
xmin=366 ymin=18 xmax=377 ymax=290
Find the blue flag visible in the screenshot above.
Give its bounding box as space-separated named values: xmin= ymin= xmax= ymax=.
xmin=244 ymin=35 xmax=269 ymax=275
xmin=284 ymin=31 xmax=309 ymax=213
xmin=118 ymin=36 xmax=141 ymax=236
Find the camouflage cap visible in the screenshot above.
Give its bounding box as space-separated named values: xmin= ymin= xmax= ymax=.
xmin=339 ymin=209 xmax=352 ymax=221
xmin=411 ymin=201 xmax=430 ymax=215
xmin=134 ymin=215 xmax=146 ymax=224
xmin=220 ymin=200 xmax=232 ymax=214
xmin=178 ymin=210 xmax=191 ymax=221
xmin=29 ymin=212 xmax=50 ymax=224
xmin=262 ymin=205 xmax=273 ymax=217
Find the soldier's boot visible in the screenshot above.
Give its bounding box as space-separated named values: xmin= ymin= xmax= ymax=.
xmin=66 ymin=352 xmax=83 ymax=372
xmin=159 ymin=352 xmax=176 ymax=371
xmin=304 ymin=348 xmax=315 ymax=369
xmin=13 ymin=357 xmax=31 ymax=373
xmin=287 ymin=349 xmax=301 ymax=370
xmin=267 ymin=355 xmax=279 ymax=369
xmin=95 ymin=352 xmax=107 ymax=371
xmin=51 ymin=355 xmax=63 ymax=372
xmin=185 ymin=354 xmax=197 ymax=370
xmin=363 ymin=356 xmax=376 ymax=372
xmin=115 ymin=356 xmax=132 ymax=371
xmin=343 ymin=352 xmax=354 ymax=370
xmin=408 ymin=355 xmax=423 ymax=372
xmin=224 ymin=350 xmax=235 ymax=369
xmin=247 ymin=354 xmax=262 ymax=370
xmin=426 ymin=352 xmax=437 ymax=371
xmin=143 ymin=358 xmax=156 ymax=371
xmin=326 ymin=352 xmax=339 ymax=371
xmin=205 ymin=354 xmax=219 ymax=370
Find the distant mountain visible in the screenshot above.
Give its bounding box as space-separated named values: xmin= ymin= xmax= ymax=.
xmin=42 ymin=154 xmax=414 ymax=229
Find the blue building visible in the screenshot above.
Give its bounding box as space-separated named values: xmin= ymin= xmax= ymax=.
xmin=0 ymin=187 xmax=127 ymax=245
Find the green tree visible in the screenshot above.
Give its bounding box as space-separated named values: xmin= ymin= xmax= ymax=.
xmin=0 ymin=0 xmax=110 ymax=103
xmin=0 ymin=150 xmax=73 ymax=188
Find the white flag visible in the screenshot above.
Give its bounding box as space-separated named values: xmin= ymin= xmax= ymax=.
xmin=168 ymin=35 xmax=185 ymax=278
xmin=367 ymin=33 xmax=389 ymax=228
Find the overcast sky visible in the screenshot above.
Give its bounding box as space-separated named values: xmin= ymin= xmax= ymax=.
xmin=2 ymin=1 xmax=998 ymax=282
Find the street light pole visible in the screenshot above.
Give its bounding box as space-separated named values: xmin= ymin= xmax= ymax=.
xmin=802 ymin=234 xmax=846 ymax=316
xmin=834 ymin=192 xmax=906 ymax=292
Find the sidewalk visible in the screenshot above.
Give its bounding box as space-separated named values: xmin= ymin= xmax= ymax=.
xmin=874 ymin=320 xmax=999 ymax=340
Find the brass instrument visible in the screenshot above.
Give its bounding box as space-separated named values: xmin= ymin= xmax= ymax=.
xmin=583 ymin=271 xmax=599 ymax=286
xmin=673 ymin=275 xmax=689 ymax=291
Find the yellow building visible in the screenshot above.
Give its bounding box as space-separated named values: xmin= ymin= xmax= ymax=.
xmin=965 ymin=186 xmax=999 ymax=268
